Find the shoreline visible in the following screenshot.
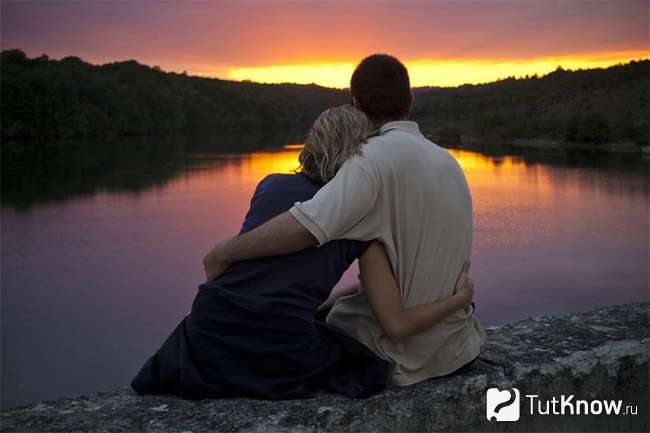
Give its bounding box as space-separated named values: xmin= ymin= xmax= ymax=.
xmin=424 ymin=133 xmax=649 ymax=156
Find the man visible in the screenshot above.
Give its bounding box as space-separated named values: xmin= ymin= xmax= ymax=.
xmin=203 ymin=54 xmax=486 ymax=385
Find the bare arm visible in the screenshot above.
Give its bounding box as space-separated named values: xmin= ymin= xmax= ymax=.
xmin=203 ymin=211 xmax=317 ymax=281
xmin=359 ymin=241 xmax=473 ymax=343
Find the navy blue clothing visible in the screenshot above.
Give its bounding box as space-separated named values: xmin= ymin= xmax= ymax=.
xmin=131 ymin=173 xmax=390 ymax=400
xmin=203 ymin=173 xmax=370 ymax=320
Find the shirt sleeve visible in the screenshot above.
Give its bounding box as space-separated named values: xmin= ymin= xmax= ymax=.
xmin=289 ymin=159 xmax=378 ymax=245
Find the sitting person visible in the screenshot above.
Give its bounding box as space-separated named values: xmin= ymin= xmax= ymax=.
xmin=203 ymin=55 xmax=487 ymax=386
xmin=131 ymin=105 xmax=474 ymax=400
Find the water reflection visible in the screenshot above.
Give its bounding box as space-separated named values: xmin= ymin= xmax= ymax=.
xmin=1 ymin=142 xmax=648 ymax=409
xmin=1 ymin=132 xmax=300 ymax=209
xmin=448 ymin=149 xmax=648 ymax=325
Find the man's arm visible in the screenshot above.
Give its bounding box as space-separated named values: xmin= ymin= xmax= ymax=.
xmin=204 ymin=157 xmax=378 ymax=281
xmin=203 ymin=211 xmax=316 ymax=281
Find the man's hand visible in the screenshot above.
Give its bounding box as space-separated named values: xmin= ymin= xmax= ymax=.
xmin=203 ymin=241 xmax=231 ymax=281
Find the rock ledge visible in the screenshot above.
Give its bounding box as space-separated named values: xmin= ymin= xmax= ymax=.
xmin=2 ymin=303 xmax=649 ymax=432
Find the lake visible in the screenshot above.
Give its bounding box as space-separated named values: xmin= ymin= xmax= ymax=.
xmin=1 ymin=137 xmax=648 ymax=409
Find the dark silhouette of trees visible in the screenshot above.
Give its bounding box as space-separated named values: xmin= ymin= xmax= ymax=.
xmin=1 ymin=50 xmax=648 ymax=147
xmin=1 ymin=49 xmax=347 ymax=140
xmin=412 ymin=59 xmax=649 ymax=146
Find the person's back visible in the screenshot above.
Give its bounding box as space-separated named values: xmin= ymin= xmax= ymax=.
xmin=319 ymin=121 xmax=486 ymax=385
xmin=134 ymin=172 xmax=389 ymax=400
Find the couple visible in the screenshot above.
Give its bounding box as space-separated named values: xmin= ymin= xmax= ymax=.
xmin=131 ymin=54 xmax=487 ymax=400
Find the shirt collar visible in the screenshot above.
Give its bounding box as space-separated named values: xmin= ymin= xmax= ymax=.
xmin=379 ymin=120 xmax=421 ymax=135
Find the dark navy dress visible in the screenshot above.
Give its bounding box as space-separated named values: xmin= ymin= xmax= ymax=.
xmin=131 ymin=174 xmax=390 ymax=400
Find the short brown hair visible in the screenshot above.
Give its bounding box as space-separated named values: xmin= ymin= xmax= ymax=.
xmin=350 ymin=54 xmax=412 ymax=125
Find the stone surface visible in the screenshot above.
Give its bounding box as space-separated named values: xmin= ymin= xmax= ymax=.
xmin=2 ymin=303 xmax=648 ymax=432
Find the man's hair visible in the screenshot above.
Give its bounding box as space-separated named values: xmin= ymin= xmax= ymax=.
xmin=298 ymin=105 xmax=373 ymax=184
xmin=350 ymin=54 xmax=412 ymax=124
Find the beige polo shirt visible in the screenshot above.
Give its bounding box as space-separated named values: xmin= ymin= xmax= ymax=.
xmin=289 ymin=120 xmax=487 ymax=386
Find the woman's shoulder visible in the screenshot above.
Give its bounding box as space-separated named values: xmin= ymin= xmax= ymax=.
xmin=256 ymin=173 xmax=320 ymax=194
xmin=257 ymin=173 xmax=295 ymax=186
xmin=241 ymin=173 xmax=321 ymax=234
xmin=249 ymin=173 xmax=321 ymax=210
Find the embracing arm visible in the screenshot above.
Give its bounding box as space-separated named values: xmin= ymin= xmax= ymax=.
xmin=203 ymin=211 xmax=317 ymax=281
xmin=204 ymin=159 xmax=378 ymax=281
xmin=359 ymin=241 xmax=473 ymax=343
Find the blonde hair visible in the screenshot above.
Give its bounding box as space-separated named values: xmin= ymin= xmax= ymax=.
xmin=298 ymin=105 xmax=374 ymax=183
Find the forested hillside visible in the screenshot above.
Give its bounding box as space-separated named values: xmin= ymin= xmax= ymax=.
xmin=0 ymin=49 xmax=347 ymax=140
xmin=1 ymin=49 xmax=648 ymax=146
xmin=412 ymin=59 xmax=649 ymax=147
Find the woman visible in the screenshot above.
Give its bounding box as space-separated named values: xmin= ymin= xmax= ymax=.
xmin=131 ymin=105 xmax=474 ymax=400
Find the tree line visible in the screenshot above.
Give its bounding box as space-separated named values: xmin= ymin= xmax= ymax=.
xmin=1 ymin=49 xmax=648 ymax=147
xmin=412 ymin=60 xmax=649 ymax=147
xmin=1 ymin=49 xmax=347 ymax=140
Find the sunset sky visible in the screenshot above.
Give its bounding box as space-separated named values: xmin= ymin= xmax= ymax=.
xmin=1 ymin=0 xmax=648 ymax=88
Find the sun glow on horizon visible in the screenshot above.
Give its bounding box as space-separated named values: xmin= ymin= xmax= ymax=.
xmin=223 ymin=51 xmax=650 ymax=88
